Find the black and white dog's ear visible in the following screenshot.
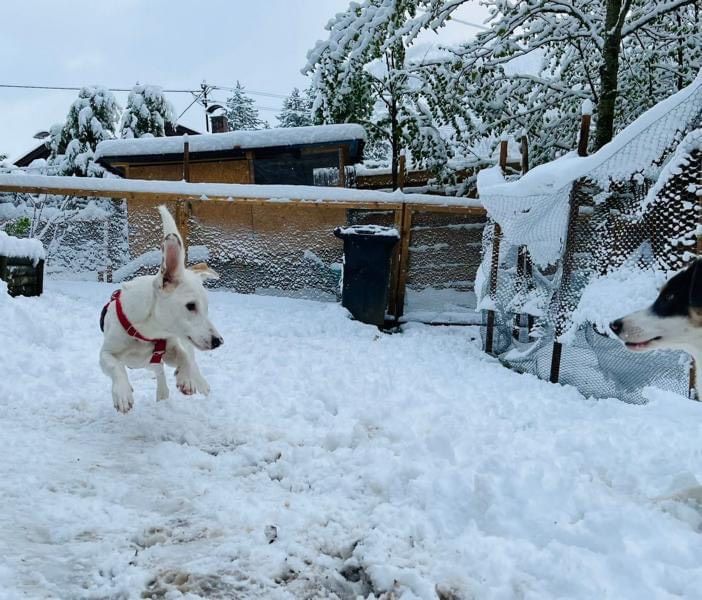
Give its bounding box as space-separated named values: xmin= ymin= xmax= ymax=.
xmin=689 ymin=259 xmax=702 ymax=309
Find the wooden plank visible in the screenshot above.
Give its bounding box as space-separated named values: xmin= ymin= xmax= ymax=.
xmin=407 ymin=204 xmax=486 ymax=216
xmin=246 ymin=151 xmax=256 ymax=184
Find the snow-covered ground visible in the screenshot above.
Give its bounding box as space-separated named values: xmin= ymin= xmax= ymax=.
xmin=3 ymin=281 xmax=702 ymax=599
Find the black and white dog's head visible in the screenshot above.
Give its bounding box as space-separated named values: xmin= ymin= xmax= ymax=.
xmin=611 ymin=259 xmax=702 ymax=354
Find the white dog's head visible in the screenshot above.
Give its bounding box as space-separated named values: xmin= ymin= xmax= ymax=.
xmin=611 ymin=260 xmax=702 ymax=354
xmin=152 ymin=206 xmax=224 ymax=351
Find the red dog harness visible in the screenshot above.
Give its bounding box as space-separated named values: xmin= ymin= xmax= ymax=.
xmin=101 ymin=290 xmax=167 ymax=364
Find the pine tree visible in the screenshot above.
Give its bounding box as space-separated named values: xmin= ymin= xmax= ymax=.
xmin=276 ymin=87 xmax=313 ymax=128
xmin=48 ymin=86 xmax=120 ymax=177
xmin=120 ymin=84 xmax=175 ymax=139
xmin=225 ymin=81 xmax=267 ymax=131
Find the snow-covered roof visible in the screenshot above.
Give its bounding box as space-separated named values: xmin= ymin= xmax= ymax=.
xmin=0 ymin=230 xmax=45 ymax=264
xmin=95 ymin=124 xmax=367 ymax=161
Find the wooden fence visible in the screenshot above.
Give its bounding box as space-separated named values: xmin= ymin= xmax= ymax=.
xmin=0 ymin=177 xmax=486 ymax=320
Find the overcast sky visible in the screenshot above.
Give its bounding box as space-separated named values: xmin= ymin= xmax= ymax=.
xmin=0 ymin=0 xmax=489 ymax=161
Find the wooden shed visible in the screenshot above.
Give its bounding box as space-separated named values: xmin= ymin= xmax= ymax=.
xmin=94 ymin=124 xmax=365 ymax=186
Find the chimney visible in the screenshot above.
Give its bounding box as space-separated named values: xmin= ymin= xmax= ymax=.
xmin=210 ymin=115 xmax=229 ymax=134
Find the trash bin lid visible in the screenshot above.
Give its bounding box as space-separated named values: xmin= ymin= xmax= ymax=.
xmin=334 ymin=225 xmax=400 ymax=239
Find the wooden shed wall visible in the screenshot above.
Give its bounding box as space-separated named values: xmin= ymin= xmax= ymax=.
xmin=120 ymin=159 xmax=252 ymax=184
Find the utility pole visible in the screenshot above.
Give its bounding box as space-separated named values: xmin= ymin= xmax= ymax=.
xmin=198 ymin=80 xmax=211 ymax=132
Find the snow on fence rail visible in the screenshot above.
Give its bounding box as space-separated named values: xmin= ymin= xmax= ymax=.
xmin=0 ymin=175 xmax=487 ymax=322
xmin=0 ymin=173 xmax=483 ymax=209
xmin=477 ymin=73 xmax=702 ymax=404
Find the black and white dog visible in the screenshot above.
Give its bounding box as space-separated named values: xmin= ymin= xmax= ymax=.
xmin=611 ymin=259 xmax=702 ymax=391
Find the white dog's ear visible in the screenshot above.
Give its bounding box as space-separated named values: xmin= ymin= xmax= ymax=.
xmin=189 ymin=262 xmax=220 ymax=281
xmin=159 ymin=233 xmax=185 ymax=290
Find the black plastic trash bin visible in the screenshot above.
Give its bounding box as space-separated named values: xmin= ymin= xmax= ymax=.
xmin=334 ymin=224 xmax=400 ymax=327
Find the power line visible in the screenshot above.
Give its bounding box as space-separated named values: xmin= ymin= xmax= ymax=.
xmin=0 ymin=81 xmax=286 ymax=123
xmin=210 ymin=85 xmax=288 ymax=99
xmin=0 ymin=83 xmax=194 ymax=93
xmin=0 ymin=82 xmax=290 ymax=99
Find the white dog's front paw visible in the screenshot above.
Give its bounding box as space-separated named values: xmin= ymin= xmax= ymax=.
xmin=113 ymin=383 xmax=134 ymax=413
xmin=176 ymin=370 xmax=196 ymax=396
xmin=194 ymin=374 xmax=210 ymax=396
xmin=175 ymin=369 xmax=209 ymax=396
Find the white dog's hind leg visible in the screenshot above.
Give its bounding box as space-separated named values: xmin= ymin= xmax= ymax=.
xmin=100 ymin=350 xmax=134 ymax=413
xmin=152 ymin=363 xmax=170 ymax=401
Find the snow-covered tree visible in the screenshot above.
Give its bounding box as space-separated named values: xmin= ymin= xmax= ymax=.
xmin=120 ymin=84 xmax=175 ymax=139
xmin=304 ymin=0 xmax=452 ymax=189
xmin=306 ymin=0 xmax=702 ymax=179
xmin=419 ymin=0 xmax=702 ymax=162
xmin=276 ymin=87 xmax=313 ymax=128
xmin=225 ymin=81 xmax=267 ymax=131
xmin=48 ymin=86 xmax=120 ymax=177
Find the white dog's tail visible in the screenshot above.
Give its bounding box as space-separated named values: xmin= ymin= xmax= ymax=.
xmin=158 ymin=205 xmax=182 ymax=242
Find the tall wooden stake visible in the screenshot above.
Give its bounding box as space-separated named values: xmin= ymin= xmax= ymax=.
xmin=183 ymin=137 xmax=191 ymax=182
xmin=398 ymin=153 xmax=406 ymax=191
xmin=485 ymin=139 xmax=509 ymax=354
xmin=550 ymin=111 xmax=591 ymax=384
xmin=338 ymin=146 xmax=347 ymax=188
xmin=175 ymin=200 xmax=191 ymax=259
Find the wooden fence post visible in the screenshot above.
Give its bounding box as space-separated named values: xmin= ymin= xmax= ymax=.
xmin=338 ymin=146 xmax=348 ymax=188
xmin=550 ymin=109 xmax=591 ymax=383
xmin=485 ymin=139 xmax=509 ymax=354
xmin=246 ymin=151 xmax=256 ymax=184
xmin=392 ymin=203 xmax=412 ymax=319
xmin=513 ymin=133 xmax=533 ymax=341
xmin=692 ymin=149 xmax=702 ymax=397
xmin=183 ymin=136 xmax=191 ymax=182
xmin=175 ymin=200 xmax=191 ymax=259
xmin=398 ymin=153 xmax=406 ymax=191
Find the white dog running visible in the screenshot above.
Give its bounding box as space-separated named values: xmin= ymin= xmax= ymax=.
xmin=99 ymin=206 xmax=224 ymax=413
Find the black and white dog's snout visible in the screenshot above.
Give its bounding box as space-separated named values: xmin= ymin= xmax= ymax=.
xmin=609 ymin=319 xmax=623 ymax=335
xmin=211 ymin=335 xmax=224 ymax=349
